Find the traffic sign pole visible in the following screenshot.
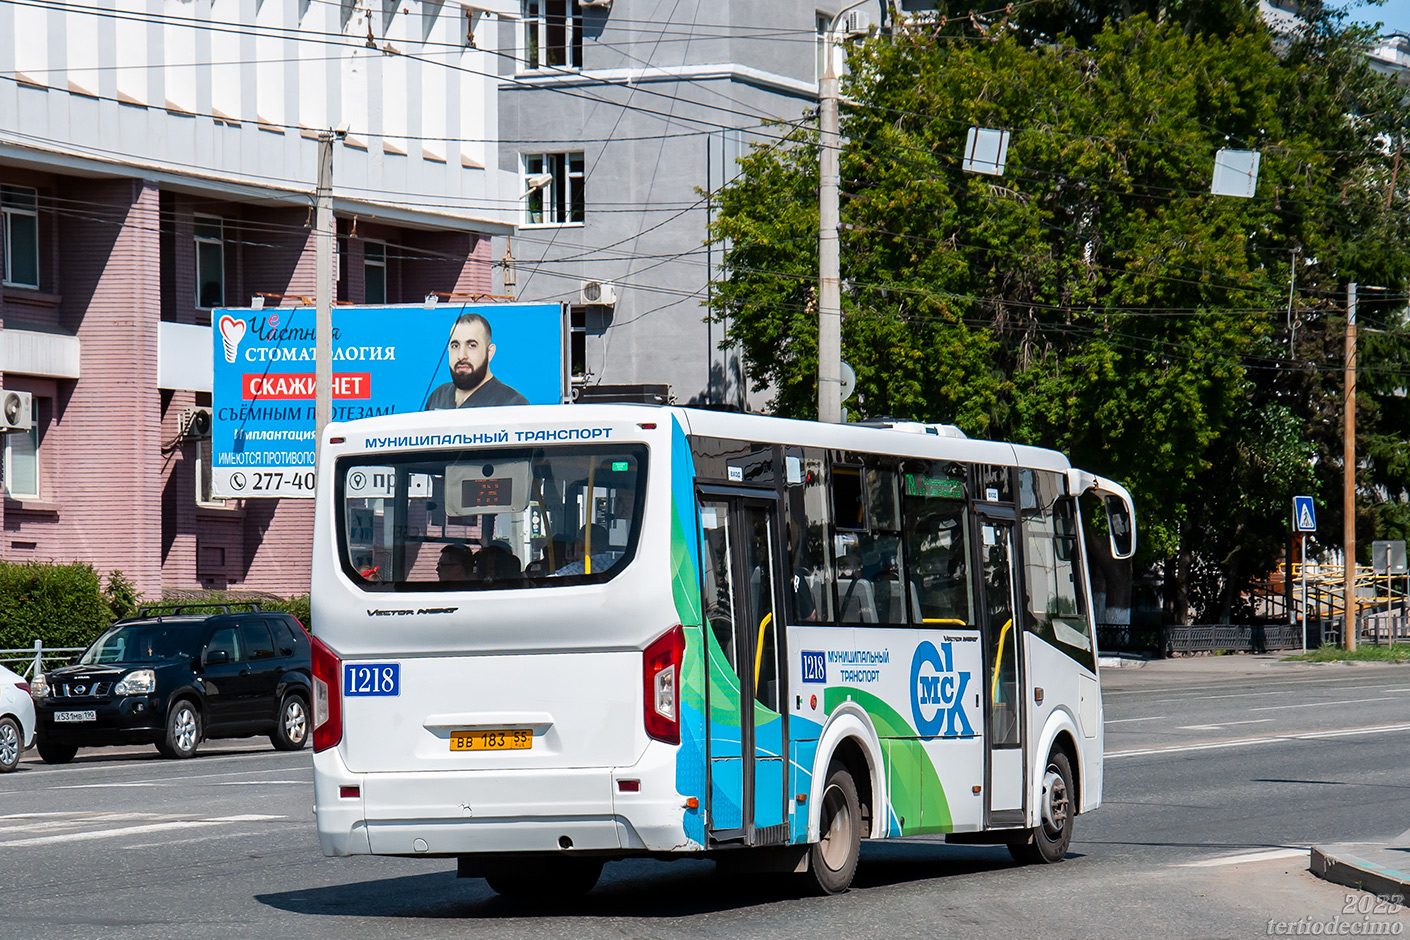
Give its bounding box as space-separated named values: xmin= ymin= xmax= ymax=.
xmin=1292 ymin=496 xmax=1317 ymax=650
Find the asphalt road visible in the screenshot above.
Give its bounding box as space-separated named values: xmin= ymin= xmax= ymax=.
xmin=5 ymin=655 xmax=1410 ymax=940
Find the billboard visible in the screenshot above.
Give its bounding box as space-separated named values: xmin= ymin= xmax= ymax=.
xmin=211 ymin=302 xmax=564 ymax=498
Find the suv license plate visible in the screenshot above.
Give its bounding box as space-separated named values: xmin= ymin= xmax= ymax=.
xmin=55 ymin=710 xmax=97 ymax=723
xmin=450 ymin=729 xmax=531 ymax=752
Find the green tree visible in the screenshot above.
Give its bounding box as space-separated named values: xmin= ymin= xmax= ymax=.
xmin=707 ymin=11 xmax=1410 ymax=621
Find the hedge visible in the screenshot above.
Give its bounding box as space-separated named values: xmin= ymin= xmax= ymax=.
xmin=0 ymin=560 xmax=114 ymax=652
xmin=0 ymin=560 xmax=312 ymax=658
xmin=158 ymin=591 xmax=311 ymax=630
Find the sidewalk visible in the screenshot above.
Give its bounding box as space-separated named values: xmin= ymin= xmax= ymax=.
xmin=1098 ymin=651 xmax=1410 ymax=693
xmin=1311 ymin=828 xmax=1410 ymax=901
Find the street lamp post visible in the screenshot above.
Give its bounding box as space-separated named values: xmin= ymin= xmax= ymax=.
xmin=817 ymin=1 xmax=869 ymax=424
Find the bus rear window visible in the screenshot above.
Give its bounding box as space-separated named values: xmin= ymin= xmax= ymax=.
xmin=337 ymin=445 xmax=647 ymax=591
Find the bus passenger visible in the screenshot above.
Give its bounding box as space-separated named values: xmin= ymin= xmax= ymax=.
xmin=553 ymin=524 xmax=619 ymax=576
xmin=436 ymin=544 xmax=475 ymax=582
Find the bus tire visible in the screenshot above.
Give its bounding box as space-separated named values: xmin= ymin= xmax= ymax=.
xmin=808 ymin=762 xmax=862 ymax=895
xmin=486 ymin=857 xmax=602 ymax=899
xmin=1008 ymin=749 xmax=1074 ymax=865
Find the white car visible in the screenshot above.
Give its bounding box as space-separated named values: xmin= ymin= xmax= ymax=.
xmin=0 ymin=663 xmax=36 ymax=772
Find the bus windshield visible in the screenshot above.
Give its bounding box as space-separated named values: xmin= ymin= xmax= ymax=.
xmin=336 ymin=444 xmax=647 ymax=591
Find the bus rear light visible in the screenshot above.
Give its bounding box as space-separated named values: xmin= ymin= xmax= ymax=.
xmin=311 ymin=635 xmax=343 ymax=752
xmin=643 ymin=625 xmax=684 ymax=744
xmin=618 ymin=779 xmax=640 ymax=792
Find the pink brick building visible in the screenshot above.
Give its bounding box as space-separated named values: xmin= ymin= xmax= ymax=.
xmin=0 ymin=173 xmax=498 ymax=598
xmin=0 ymin=1 xmax=517 ymax=598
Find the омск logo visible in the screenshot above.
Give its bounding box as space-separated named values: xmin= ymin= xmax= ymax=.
xmin=910 ymin=641 xmax=973 ymax=738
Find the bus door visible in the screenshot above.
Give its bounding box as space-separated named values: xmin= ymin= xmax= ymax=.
xmin=975 ymin=507 xmax=1026 ymax=827
xmin=697 ymin=489 xmax=789 ymax=845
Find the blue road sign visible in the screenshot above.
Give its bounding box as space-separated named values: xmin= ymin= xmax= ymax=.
xmin=1293 ymin=495 xmax=1317 ymax=533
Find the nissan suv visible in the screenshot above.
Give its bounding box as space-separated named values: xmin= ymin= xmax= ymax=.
xmin=31 ymin=604 xmax=312 ymax=762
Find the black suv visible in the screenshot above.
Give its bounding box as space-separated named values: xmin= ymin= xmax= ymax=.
xmin=32 ymin=604 xmax=312 ymax=762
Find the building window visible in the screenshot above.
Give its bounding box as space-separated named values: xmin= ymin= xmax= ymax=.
xmin=195 ymin=437 xmax=225 ymax=508
xmin=570 ymin=305 xmax=587 ymax=377
xmin=195 ymin=215 xmax=225 ymax=309
xmin=1 ymin=186 xmax=40 ymax=289
xmin=364 ymin=241 xmax=387 ymax=304
xmin=524 ymin=153 xmax=585 ymax=225
xmin=523 ymin=0 xmax=582 ymax=70
xmin=3 ymin=397 xmax=39 ymax=500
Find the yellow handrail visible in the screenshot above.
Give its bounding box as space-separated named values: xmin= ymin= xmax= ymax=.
xmin=754 ymin=611 xmax=773 ymax=688
xmin=584 ymin=461 xmax=596 ymax=575
xmin=991 ymin=617 xmax=1012 ymax=702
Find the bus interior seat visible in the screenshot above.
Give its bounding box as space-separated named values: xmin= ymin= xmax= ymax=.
xmin=836 ymin=577 xmax=878 ymax=623
xmin=873 ymin=579 xmax=909 ymax=624
xmin=805 ymin=573 xmax=825 ymax=619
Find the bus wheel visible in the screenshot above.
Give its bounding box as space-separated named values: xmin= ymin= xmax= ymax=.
xmin=1008 ymin=749 xmax=1074 ymax=865
xmin=486 ymin=858 xmax=602 ymax=899
xmin=808 ymin=762 xmax=861 ymax=894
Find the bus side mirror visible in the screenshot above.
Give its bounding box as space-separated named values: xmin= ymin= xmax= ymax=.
xmin=1066 ymin=469 xmax=1137 ymax=561
xmin=1104 ymin=495 xmax=1135 ymax=560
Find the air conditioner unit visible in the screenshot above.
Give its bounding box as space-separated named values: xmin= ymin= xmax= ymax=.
xmin=580 ymin=280 xmax=617 ymax=306
xmin=840 ymin=9 xmax=872 ymax=36
xmin=0 ymin=390 xmax=32 ymax=432
xmin=180 ymin=407 xmax=213 ymax=440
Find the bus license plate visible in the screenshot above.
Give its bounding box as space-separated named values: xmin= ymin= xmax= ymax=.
xmin=55 ymin=710 xmax=97 ymax=723
xmin=450 ymin=729 xmax=532 ymax=751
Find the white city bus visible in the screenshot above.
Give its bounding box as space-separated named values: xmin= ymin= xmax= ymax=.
xmin=309 ymin=404 xmax=1135 ymax=895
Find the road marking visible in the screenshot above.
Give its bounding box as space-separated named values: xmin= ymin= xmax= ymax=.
xmin=15 ymin=762 xmax=312 ymax=787
xmin=1107 ymin=722 xmax=1410 ymax=758
xmin=214 ymin=780 xmax=306 ymax=786
xmin=1105 ymin=716 xmax=1167 ymax=724
xmin=1179 ymin=848 xmax=1307 ymax=867
xmin=1105 ymin=678 xmax=1410 ymax=699
xmin=0 ymin=820 xmax=223 ymax=848
xmin=1176 ymin=719 xmax=1274 ymax=730
xmin=14 ymin=749 xmax=310 ymax=778
xmin=48 ymin=782 xmax=161 ymax=790
xmin=1251 ymin=697 xmax=1394 ymax=711
xmin=0 ymin=814 xmax=288 ymax=848
xmin=0 ymin=812 xmax=164 ymax=835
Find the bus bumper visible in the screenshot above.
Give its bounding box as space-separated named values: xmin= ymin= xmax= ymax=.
xmin=313 ymin=742 xmax=697 ymax=857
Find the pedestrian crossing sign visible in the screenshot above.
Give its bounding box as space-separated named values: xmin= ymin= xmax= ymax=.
xmin=1293 ymin=496 xmax=1316 ymax=533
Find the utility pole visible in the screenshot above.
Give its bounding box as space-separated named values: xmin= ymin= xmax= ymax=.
xmin=315 ymin=132 xmax=335 ymax=441
xmin=818 ymin=1 xmax=868 ymax=424
xmin=817 ymin=37 xmax=843 ymax=424
xmin=1343 ymin=282 xmax=1357 ymax=651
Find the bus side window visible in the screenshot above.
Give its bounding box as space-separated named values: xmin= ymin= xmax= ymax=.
xmin=785 ymin=446 xmax=832 ymax=624
xmin=1019 ymin=469 xmax=1093 ymax=668
xmin=902 ymin=461 xmax=974 ymax=627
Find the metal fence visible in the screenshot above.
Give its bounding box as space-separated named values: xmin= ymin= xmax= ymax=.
xmin=1098 ymin=622 xmax=1310 ymax=656
xmin=0 ymin=641 xmax=86 ymax=678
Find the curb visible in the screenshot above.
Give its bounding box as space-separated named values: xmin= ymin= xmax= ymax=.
xmin=1310 ymin=844 xmax=1410 ymax=900
xmin=1098 ymin=656 xmax=1149 ymax=669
